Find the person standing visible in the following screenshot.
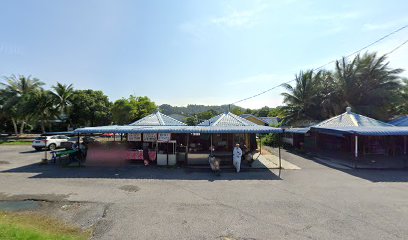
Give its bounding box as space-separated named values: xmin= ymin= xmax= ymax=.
xmin=233 ymin=143 xmax=242 ymax=173
xmin=143 ymin=145 xmax=150 ymax=166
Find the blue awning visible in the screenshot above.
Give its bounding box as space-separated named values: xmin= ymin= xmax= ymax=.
xmin=311 ymin=126 xmax=408 ymax=136
xmin=283 ymin=128 xmax=310 ymax=134
xmin=73 ymin=125 xmax=283 ymax=134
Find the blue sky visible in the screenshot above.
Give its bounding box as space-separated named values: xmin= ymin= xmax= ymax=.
xmin=1 ymin=0 xmax=408 ymax=109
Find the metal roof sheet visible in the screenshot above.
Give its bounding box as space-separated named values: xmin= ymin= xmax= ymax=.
xmin=198 ymin=112 xmax=256 ymax=126
xmin=283 ymin=128 xmax=310 ymax=134
xmin=129 ymin=111 xmax=186 ymax=126
xmin=314 ymin=110 xmax=392 ymax=128
xmin=259 ymin=117 xmax=279 ymax=126
xmin=311 ymin=126 xmax=408 ymax=136
xmin=74 ymin=125 xmax=282 ymax=134
xmin=389 ymin=116 xmax=408 ymax=126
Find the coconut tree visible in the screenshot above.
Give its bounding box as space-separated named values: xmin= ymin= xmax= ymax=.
xmin=51 ymin=82 xmax=74 ymax=128
xmin=334 ymin=53 xmax=403 ymax=120
xmin=281 ymin=70 xmax=323 ymax=125
xmin=0 ymin=75 xmax=45 ymax=135
xmin=26 ymin=90 xmax=58 ymax=133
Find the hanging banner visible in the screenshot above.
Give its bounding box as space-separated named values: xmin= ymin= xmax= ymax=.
xmin=143 ymin=133 xmax=157 ymax=142
xmin=158 ymin=133 xmax=171 ymax=142
xmin=128 ymin=133 xmax=141 ymax=142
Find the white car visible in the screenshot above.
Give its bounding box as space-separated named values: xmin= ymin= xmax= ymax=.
xmin=32 ymin=135 xmax=70 ymax=151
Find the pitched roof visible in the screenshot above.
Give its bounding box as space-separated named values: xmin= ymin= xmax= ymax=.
xmin=314 ymin=107 xmax=393 ymax=128
xmin=74 ymin=125 xmax=283 ymax=134
xmin=240 ymin=114 xmax=279 ymax=126
xmin=389 ymin=116 xmax=408 ymax=126
xmin=129 ymin=111 xmax=187 ymax=126
xmin=259 ymin=117 xmax=279 ymax=126
xmin=198 ymin=112 xmax=256 ymax=126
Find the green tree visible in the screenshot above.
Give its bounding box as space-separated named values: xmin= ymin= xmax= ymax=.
xmin=255 ymin=106 xmax=271 ymax=117
xmin=281 ymin=70 xmax=323 ymax=126
xmin=196 ymin=109 xmax=218 ymax=122
xmin=111 ymin=99 xmax=133 ymax=125
xmin=0 ymin=75 xmax=45 ymax=135
xmin=69 ymin=90 xmax=112 ymax=127
xmin=185 ymin=115 xmax=199 ymax=126
xmin=111 ymin=96 xmax=157 ymax=124
xmin=395 ymin=78 xmax=408 ymax=115
xmin=26 ymin=90 xmax=58 ymax=133
xmin=231 ymin=107 xmax=243 ymax=116
xmin=333 ymin=53 xmax=403 ymax=120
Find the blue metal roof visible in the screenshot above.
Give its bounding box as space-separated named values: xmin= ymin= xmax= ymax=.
xmin=259 ymin=117 xmax=279 ymax=126
xmin=129 ymin=111 xmax=186 ymax=126
xmin=284 ymin=128 xmax=310 ymax=134
xmin=240 ymin=114 xmax=279 ymax=126
xmin=74 ymin=125 xmax=283 ymax=134
xmin=311 ymin=126 xmax=408 ymax=136
xmin=389 ymin=116 xmax=408 ymax=126
xmin=315 ymin=108 xmax=392 ymax=128
xmin=198 ymin=112 xmax=256 ymax=126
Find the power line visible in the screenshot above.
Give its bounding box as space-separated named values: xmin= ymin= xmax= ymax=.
xmin=230 ymin=24 xmax=408 ymax=105
xmin=386 ymin=39 xmax=408 ymax=55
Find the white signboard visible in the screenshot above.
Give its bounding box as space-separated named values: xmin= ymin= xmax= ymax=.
xmin=143 ymin=133 xmax=157 ymax=142
xmin=128 ymin=133 xmax=141 ymax=142
xmin=158 ymin=133 xmax=171 ymax=142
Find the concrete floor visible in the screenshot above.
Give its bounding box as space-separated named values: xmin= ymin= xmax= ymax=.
xmin=0 ymin=145 xmax=407 ymax=240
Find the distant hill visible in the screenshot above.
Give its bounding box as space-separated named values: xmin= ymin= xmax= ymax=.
xmin=159 ymin=104 xmax=245 ymax=117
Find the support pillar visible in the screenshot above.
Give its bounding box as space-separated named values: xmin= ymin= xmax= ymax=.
xmin=354 ymin=135 xmax=358 ymax=168
xmin=210 ymin=134 xmax=213 ymax=156
xmin=77 ymin=133 xmax=81 ymax=167
xmin=186 ymin=134 xmax=189 ymax=165
xmin=279 ymin=132 xmax=282 ymax=169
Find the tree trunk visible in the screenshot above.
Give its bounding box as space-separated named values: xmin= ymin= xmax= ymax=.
xmin=19 ymin=121 xmax=26 ymax=135
xmin=11 ymin=118 xmax=18 ymax=136
xmin=41 ymin=119 xmax=45 ymax=133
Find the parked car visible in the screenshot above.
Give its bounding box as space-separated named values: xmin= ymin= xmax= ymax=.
xmin=61 ymin=136 xmax=97 ymax=150
xmin=32 ymin=135 xmax=70 ymax=151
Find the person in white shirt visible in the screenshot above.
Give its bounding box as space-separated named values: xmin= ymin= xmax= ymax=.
xmin=233 ymin=143 xmax=242 ymax=173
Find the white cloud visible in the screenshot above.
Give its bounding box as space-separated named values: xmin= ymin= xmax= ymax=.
xmin=210 ymin=4 xmax=267 ymax=28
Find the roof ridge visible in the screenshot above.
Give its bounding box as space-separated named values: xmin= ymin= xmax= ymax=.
xmin=211 ymin=113 xmax=225 ymax=126
xmin=156 ymin=112 xmax=165 ymax=125
xmin=348 ymin=112 xmax=359 ymax=126
xmin=351 ymin=112 xmax=394 ymax=127
xmin=314 ymin=112 xmax=346 ymax=127
xmin=228 ymin=112 xmax=250 ymax=126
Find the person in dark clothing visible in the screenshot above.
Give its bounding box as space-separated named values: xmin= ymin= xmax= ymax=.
xmin=143 ymin=146 xmax=150 ymax=166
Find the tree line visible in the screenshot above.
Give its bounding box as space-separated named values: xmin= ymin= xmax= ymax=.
xmin=0 ymin=76 xmax=276 ymax=135
xmin=2 ymin=51 xmax=402 ymax=135
xmin=280 ymin=52 xmax=407 ymax=126
xmin=0 ymin=76 xmax=159 ymax=135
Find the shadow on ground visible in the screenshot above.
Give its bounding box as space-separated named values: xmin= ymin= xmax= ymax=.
xmin=279 ymin=147 xmax=408 ymax=183
xmin=1 ymin=162 xmax=282 ymax=181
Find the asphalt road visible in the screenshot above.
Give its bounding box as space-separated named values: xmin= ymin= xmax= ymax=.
xmin=0 ymin=145 xmax=407 ymax=240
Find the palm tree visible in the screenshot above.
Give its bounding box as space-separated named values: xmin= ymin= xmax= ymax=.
xmin=27 ymin=90 xmax=58 ymax=133
xmin=51 ymin=83 xmax=73 ymax=113
xmin=51 ymin=83 xmax=74 ymax=128
xmin=334 ymin=53 xmax=403 ymax=120
xmin=281 ymin=70 xmax=322 ymax=125
xmin=0 ymin=75 xmax=45 ymax=135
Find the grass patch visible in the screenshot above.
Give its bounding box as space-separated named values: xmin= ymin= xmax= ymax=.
xmin=0 ymin=141 xmax=32 ymax=145
xmin=0 ymin=211 xmax=91 ymax=240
